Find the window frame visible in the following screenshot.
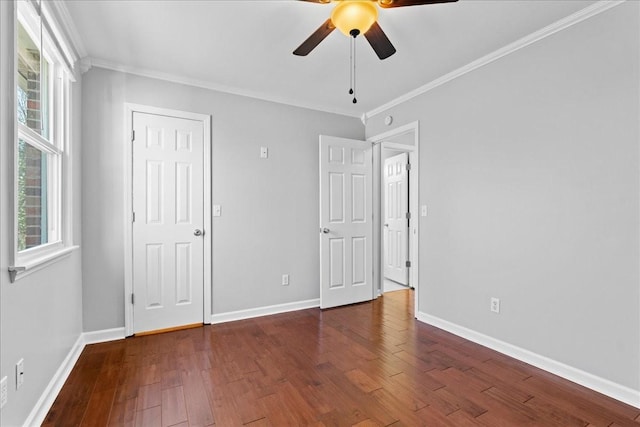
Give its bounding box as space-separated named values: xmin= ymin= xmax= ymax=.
xmin=10 ymin=0 xmax=76 ymax=282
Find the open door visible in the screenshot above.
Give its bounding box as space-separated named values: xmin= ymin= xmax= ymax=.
xmin=383 ymin=152 xmax=409 ymax=285
xmin=319 ymin=135 xmax=373 ymax=309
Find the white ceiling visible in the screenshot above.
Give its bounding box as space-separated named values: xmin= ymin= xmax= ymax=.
xmin=63 ymin=0 xmax=597 ymax=117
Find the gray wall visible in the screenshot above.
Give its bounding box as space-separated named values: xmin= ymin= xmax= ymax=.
xmin=81 ymin=68 xmax=364 ymax=331
xmin=366 ymin=2 xmax=639 ymax=391
xmin=0 ymin=2 xmax=84 ymax=425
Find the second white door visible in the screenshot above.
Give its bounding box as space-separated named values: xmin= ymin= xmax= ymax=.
xmin=319 ymin=135 xmax=373 ymax=309
xmin=384 ymin=152 xmax=409 ymax=285
xmin=132 ymin=112 xmax=205 ymax=334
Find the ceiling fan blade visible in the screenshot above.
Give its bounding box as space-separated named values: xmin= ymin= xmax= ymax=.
xmin=364 ymin=21 xmax=396 ymax=60
xmin=377 ymin=0 xmax=458 ymax=8
xmin=297 ymin=0 xmax=332 ymax=3
xmin=293 ymin=19 xmax=336 ymax=56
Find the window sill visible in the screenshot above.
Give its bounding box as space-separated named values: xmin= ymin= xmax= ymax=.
xmin=9 ymin=245 xmax=79 ymax=283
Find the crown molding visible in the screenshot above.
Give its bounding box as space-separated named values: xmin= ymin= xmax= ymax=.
xmin=83 ymin=57 xmax=362 ymax=119
xmin=364 ymin=0 xmax=626 ymax=121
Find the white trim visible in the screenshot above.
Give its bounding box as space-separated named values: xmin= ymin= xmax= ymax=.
xmin=368 ymin=121 xmax=420 ymax=316
xmin=123 ymin=106 xmax=134 ymax=337
xmin=364 ymin=0 xmax=626 ymax=120
xmin=39 ymin=1 xmax=78 ymax=76
xmin=9 ymin=244 xmax=78 ymax=282
xmin=203 ymin=112 xmax=212 ymax=325
xmin=82 ymin=327 xmax=126 ymax=345
xmin=47 ymin=0 xmax=86 ymax=60
xmin=368 ymin=121 xmax=420 ymax=144
xmin=13 ymin=1 xmax=75 ymax=281
xmin=210 ymin=299 xmax=320 ymax=324
xmin=23 ymin=328 xmax=126 ymax=427
xmin=22 ymin=335 xmax=84 ymax=427
xmin=85 ymin=57 xmax=361 ymax=119
xmin=417 ymin=311 xmax=640 ymax=410
xmin=123 ymin=103 xmax=212 ymax=336
xmin=17 ymin=0 xmax=75 ymax=80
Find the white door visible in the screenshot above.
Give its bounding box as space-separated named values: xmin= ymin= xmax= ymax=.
xmin=132 ymin=112 xmax=205 ymax=334
xmin=319 ymin=135 xmax=373 ymax=309
xmin=383 ymin=152 xmax=409 ymax=285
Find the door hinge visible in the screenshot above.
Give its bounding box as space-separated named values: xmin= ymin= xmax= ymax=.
xmin=406 ymin=163 xmax=411 ymax=171
xmin=131 ymin=293 xmax=135 ymax=305
xmin=131 ymin=130 xmax=135 ymax=142
xmin=406 ymin=261 xmax=411 ymax=268
xmin=406 ymin=212 xmax=411 ymax=220
xmin=132 ymin=212 xmax=136 ymax=223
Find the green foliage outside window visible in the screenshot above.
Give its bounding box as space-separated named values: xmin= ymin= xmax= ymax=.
xmin=17 ymin=140 xmax=27 ymax=251
xmin=17 ymin=87 xmax=28 ymax=251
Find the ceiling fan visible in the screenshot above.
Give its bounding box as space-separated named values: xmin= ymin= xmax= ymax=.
xmin=293 ymin=0 xmax=459 ymax=60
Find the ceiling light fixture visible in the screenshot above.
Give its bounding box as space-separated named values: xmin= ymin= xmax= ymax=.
xmin=330 ymin=1 xmax=380 ymax=104
xmin=330 ymin=1 xmax=378 ymax=37
xmin=293 ymin=0 xmax=459 ymax=103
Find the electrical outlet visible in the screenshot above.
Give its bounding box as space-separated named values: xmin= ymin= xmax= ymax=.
xmin=0 ymin=376 xmax=7 ymax=408
xmin=16 ymin=359 xmax=24 ymax=389
xmin=282 ymin=274 xmax=289 ymax=286
xmin=490 ymin=297 xmax=500 ymax=314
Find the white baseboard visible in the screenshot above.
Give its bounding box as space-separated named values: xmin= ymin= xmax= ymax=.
xmin=22 ymin=335 xmax=85 ymax=427
xmin=211 ymin=298 xmax=320 ymax=324
xmin=23 ymin=327 xmax=126 ymax=427
xmin=416 ymin=311 xmax=640 ymax=409
xmin=82 ymin=327 xmax=126 ymax=345
xmin=25 ymin=302 xmax=320 ymax=425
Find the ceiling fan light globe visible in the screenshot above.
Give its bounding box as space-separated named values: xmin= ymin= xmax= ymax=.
xmin=330 ymin=1 xmax=378 ymax=37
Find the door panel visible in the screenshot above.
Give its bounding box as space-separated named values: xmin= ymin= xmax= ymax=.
xmin=145 ymin=244 xmax=164 ymax=307
xmin=320 ymin=135 xmax=373 ymax=309
xmin=133 ymin=112 xmax=204 ymax=333
xmin=383 ymin=152 xmax=409 ymax=285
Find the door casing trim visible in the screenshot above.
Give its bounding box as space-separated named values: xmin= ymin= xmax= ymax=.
xmin=123 ymin=103 xmax=212 ymax=337
xmin=368 ymin=121 xmax=420 ymax=315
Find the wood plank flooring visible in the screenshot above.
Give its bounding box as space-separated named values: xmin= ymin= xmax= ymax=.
xmin=44 ymin=290 xmax=640 ymax=426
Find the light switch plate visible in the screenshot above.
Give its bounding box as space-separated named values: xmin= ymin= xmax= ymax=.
xmin=260 ymin=147 xmax=268 ymax=159
xmin=421 ymin=205 xmax=427 ymax=217
xmin=213 ymin=205 xmax=221 ymax=217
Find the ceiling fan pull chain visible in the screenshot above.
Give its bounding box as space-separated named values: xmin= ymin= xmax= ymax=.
xmin=352 ymin=34 xmax=357 ymax=104
xmin=349 ymin=36 xmax=354 ymax=96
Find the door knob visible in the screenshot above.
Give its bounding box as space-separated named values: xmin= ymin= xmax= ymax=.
xmin=194 ymin=229 xmax=203 ymax=236
xmin=321 ymin=228 xmax=330 ymax=234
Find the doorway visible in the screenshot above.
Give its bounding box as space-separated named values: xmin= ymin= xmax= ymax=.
xmin=123 ymin=104 xmax=212 ymax=336
xmin=369 ymin=122 xmax=419 ymax=312
xmin=382 ymin=150 xmax=410 ymax=290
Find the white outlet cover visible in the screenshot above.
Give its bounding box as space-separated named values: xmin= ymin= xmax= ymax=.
xmin=0 ymin=376 xmax=7 ymax=408
xmin=282 ymin=274 xmax=289 ymax=286
xmin=491 ymin=297 xmax=500 ymax=313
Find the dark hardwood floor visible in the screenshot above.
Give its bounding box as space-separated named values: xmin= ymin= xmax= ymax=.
xmin=44 ymin=290 xmax=640 ymax=426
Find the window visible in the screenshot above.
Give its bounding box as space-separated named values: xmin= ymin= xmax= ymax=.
xmin=11 ymin=0 xmax=74 ymax=279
